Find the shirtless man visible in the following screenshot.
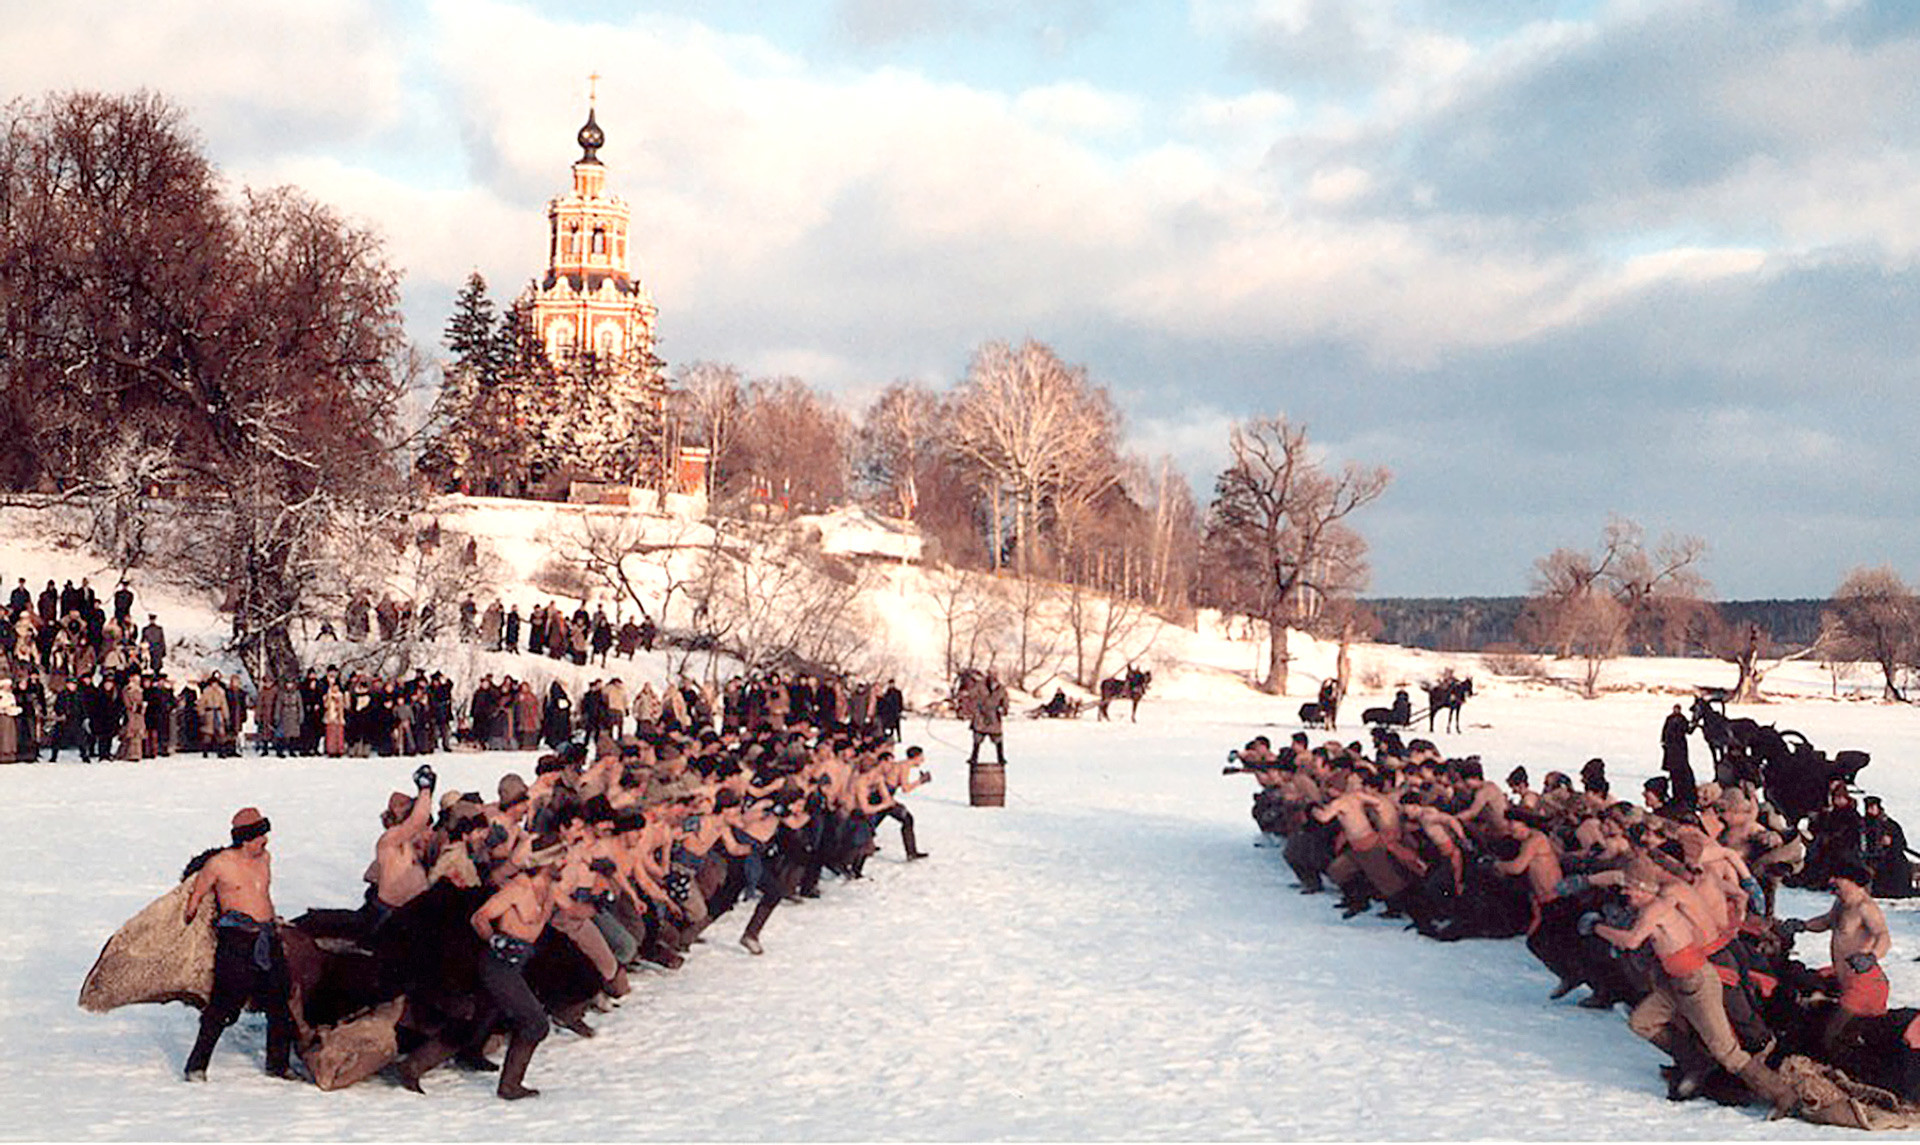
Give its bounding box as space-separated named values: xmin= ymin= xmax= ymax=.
xmin=1454 ymin=762 xmax=1511 ymax=842
xmin=874 ymin=745 xmax=931 ymax=861
xmin=1783 ymin=862 xmax=1892 ymax=1057
xmin=1315 ymin=771 xmax=1415 ymax=919
xmin=182 ymin=807 xmax=295 ymax=1082
xmin=366 ymin=765 xmax=438 ymax=924
xmin=478 ymin=773 xmax=533 ymax=885
xmin=1400 ymin=794 xmax=1468 ymax=895
xmin=1593 ymin=874 xmax=1795 ymax=1108
xmin=549 ymin=814 xmax=628 ymax=1015
xmin=1496 ymin=819 xmax=1564 ymax=935
xmin=470 ymin=839 xmax=565 ymax=1100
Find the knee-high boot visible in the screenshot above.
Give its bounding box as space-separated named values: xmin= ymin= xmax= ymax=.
xmin=740 ymin=892 xmax=779 ymax=955
xmin=396 ymin=1034 xmax=463 ymax=1092
xmin=496 ymin=1035 xmax=541 ymax=1101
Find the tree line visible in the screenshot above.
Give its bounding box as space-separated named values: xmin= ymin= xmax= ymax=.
xmin=1516 ymin=516 xmax=1920 ymax=701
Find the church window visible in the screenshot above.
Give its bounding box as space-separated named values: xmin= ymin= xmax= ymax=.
xmin=592 ymin=227 xmax=606 ymax=255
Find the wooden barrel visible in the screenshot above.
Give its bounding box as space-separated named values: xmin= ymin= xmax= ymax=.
xmin=969 ymin=762 xmax=1006 ymax=807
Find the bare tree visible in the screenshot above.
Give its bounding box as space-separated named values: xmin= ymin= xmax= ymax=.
xmin=685 ymin=520 xmax=874 ymax=675
xmin=1197 ymin=416 xmax=1391 ymax=694
xmin=930 ymin=568 xmax=1004 ymax=680
xmin=1825 ymin=565 xmax=1919 ymax=701
xmin=857 ymin=381 xmax=942 ymax=523
xmin=1608 ymin=520 xmax=1711 ymax=654
xmin=731 ymin=376 xmax=852 ymax=515
xmin=1003 ymin=573 xmax=1063 ymax=691
xmin=544 ymin=508 xmax=710 ymax=628
xmin=1142 ymin=454 xmax=1201 ymax=611
xmin=1063 ymin=577 xmax=1157 ymax=690
xmin=674 ymin=361 xmax=744 ymax=497
xmin=948 ymin=340 xmax=1121 ymax=575
xmin=1520 ymin=516 xmax=1710 ymax=693
xmin=1688 ymin=609 xmax=1814 ymax=703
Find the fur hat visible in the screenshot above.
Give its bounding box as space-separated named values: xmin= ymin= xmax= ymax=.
xmin=497 ymin=773 xmax=530 ymax=808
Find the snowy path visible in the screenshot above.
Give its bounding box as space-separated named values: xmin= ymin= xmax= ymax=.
xmin=0 ymin=699 xmax=1910 ymax=1139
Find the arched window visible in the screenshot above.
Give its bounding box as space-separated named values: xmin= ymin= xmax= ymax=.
xmin=592 ymin=227 xmax=606 ymax=255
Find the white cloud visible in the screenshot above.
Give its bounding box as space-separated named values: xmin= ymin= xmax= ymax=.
xmin=1013 ymin=82 xmax=1138 ymax=136
xmin=0 ymin=0 xmax=407 ymax=154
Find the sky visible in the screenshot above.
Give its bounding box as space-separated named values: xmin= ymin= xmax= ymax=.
xmin=6 ymin=0 xmax=1920 ymax=599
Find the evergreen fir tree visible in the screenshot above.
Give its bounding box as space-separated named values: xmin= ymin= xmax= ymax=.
xmin=443 ymin=272 xmax=499 ymax=381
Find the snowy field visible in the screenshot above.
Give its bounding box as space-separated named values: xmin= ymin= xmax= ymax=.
xmin=9 ymin=683 xmax=1920 ymax=1141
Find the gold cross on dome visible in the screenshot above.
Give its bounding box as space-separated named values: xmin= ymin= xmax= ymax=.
xmin=589 ymin=72 xmax=600 ymax=104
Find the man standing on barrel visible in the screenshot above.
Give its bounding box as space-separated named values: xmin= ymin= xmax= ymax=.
xmin=965 ymin=670 xmax=1008 ymax=768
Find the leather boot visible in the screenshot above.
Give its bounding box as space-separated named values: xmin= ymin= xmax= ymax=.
xmin=496 ymin=1036 xmax=541 ymax=1101
xmin=740 ymin=894 xmax=779 ymax=955
xmin=551 ymin=1002 xmax=595 ymax=1039
xmin=902 ymin=819 xmax=928 ymax=859
xmin=1398 ymin=890 xmax=1444 ymax=938
xmin=396 ymin=1035 xmax=461 ymax=1093
xmin=1335 ymin=880 xmax=1371 ymax=919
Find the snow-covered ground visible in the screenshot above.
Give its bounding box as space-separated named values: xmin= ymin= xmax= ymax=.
xmin=6 ymin=500 xmax=1920 ymax=1139
xmin=7 ymin=684 xmax=1920 ymax=1141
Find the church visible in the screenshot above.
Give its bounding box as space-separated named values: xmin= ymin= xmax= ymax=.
xmin=509 ymin=99 xmax=707 ymax=506
xmin=526 ymin=102 xmax=660 ymax=370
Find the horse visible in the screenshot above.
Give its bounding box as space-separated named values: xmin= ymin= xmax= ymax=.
xmin=1097 ymin=666 xmax=1151 ymax=722
xmin=1295 ymin=678 xmax=1346 ymax=730
xmin=1423 ymin=677 xmax=1473 ymax=733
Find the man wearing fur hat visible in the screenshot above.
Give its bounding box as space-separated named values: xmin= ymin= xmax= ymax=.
xmin=181 ymin=807 xmax=294 ymax=1082
xmin=1783 ymin=862 xmax=1892 ymax=1059
xmin=365 ymin=766 xmax=439 ymax=923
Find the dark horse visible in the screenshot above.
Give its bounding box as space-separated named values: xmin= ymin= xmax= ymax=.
xmin=1423 ymin=676 xmax=1473 ymax=733
xmin=1687 ymin=693 xmax=1871 ymax=825
xmin=1097 ymin=666 xmax=1152 ymax=722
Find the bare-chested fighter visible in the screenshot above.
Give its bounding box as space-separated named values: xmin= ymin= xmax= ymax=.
xmin=1783 ymin=861 xmax=1892 ymax=1058
xmin=365 ymin=765 xmax=438 ymax=926
xmin=1400 ymin=793 xmax=1468 ymax=894
xmin=1455 ymin=761 xmax=1511 ymax=842
xmin=1497 ymin=818 xmax=1564 ymax=937
xmin=1592 ymin=873 xmax=1797 ymax=1110
xmin=470 ymin=837 xmax=565 ymax=1100
xmin=1316 ymin=771 xmax=1429 ymax=926
xmin=874 ymin=745 xmax=931 ymax=860
xmin=182 ymin=807 xmax=295 ymax=1082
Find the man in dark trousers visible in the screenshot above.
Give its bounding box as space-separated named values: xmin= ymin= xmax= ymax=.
xmin=182 ymin=808 xmax=295 ymax=1081
xmin=966 ymin=671 xmax=1009 ymax=766
xmin=1660 ymin=703 xmax=1697 ymax=809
